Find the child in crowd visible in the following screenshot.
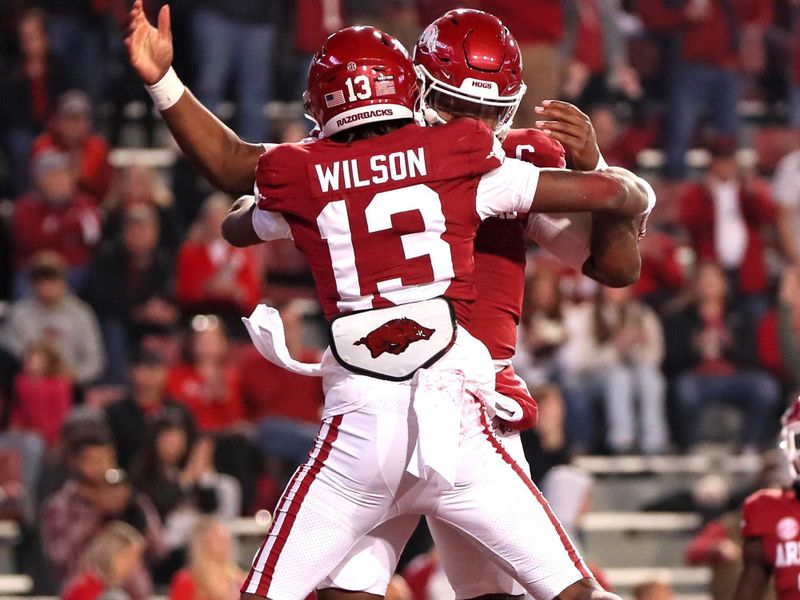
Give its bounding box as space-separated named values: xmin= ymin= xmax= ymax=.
xmin=62 ymin=521 xmax=145 ymax=600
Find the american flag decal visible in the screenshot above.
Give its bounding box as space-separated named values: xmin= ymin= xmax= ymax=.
xmin=325 ymin=90 xmax=345 ymax=108
xmin=375 ymin=78 xmax=396 ymax=97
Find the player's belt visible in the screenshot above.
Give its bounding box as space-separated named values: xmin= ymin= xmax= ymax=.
xmin=328 ymin=297 xmax=457 ymax=381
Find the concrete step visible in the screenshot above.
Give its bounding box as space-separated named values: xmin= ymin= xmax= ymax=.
xmin=579 ymin=512 xmax=700 ymax=568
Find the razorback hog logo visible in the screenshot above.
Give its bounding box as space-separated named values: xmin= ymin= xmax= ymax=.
xmin=354 ymin=318 xmax=435 ymax=359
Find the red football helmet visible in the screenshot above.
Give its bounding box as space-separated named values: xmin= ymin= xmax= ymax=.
xmin=304 ymin=26 xmax=418 ymax=138
xmin=413 ymin=9 xmax=526 ymax=138
xmin=781 ymin=398 xmax=800 ymax=480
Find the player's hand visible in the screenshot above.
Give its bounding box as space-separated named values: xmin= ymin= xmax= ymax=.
xmin=125 ymin=0 xmax=173 ymax=85
xmin=534 ymin=100 xmax=601 ymax=171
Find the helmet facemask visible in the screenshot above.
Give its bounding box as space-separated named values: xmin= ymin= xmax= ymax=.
xmin=415 ymin=64 xmax=525 ymax=140
xmin=781 ymin=421 xmax=800 ymax=481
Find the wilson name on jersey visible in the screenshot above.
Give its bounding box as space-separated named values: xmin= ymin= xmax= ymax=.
xmin=254 ymin=118 xmax=513 ymax=323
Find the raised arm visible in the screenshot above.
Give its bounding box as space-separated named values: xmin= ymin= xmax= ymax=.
xmin=534 ymin=166 xmax=650 ymax=217
xmin=125 ymin=1 xmax=264 ymax=194
xmin=478 ymin=160 xmax=650 ymax=221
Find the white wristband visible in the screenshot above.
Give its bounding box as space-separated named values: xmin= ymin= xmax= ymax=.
xmin=594 ymin=153 xmax=609 ymax=170
xmin=145 ymin=67 xmax=185 ymax=111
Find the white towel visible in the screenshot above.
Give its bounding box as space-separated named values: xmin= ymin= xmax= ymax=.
xmin=407 ymin=368 xmax=466 ymax=490
xmin=242 ymin=304 xmax=322 ymax=377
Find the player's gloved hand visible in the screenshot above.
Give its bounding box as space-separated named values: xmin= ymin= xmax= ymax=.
xmin=125 ymin=0 xmax=174 ymax=85
xmin=487 ymin=386 xmax=539 ymax=432
xmin=533 ymin=100 xmax=601 ymax=172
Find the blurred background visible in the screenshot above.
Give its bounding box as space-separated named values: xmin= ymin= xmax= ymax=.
xmin=0 ymin=0 xmax=799 ymax=599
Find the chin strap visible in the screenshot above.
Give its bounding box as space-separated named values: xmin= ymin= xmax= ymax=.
xmin=495 ymin=122 xmax=511 ymax=141
xmin=422 ymin=107 xmax=445 ymax=127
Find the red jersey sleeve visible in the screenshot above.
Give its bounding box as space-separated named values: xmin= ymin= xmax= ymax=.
xmin=255 ymin=143 xmax=310 ymax=214
xmin=742 ymin=489 xmax=780 ymax=538
xmin=502 ymin=129 xmax=566 ymax=169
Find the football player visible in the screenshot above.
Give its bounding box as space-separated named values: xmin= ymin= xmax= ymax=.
xmin=734 ymin=398 xmax=800 ymax=600
xmin=313 ymin=10 xmax=645 ymax=600
xmin=233 ymin=25 xmax=644 ymax=600
xmin=126 ymin=6 xmax=647 ymax=600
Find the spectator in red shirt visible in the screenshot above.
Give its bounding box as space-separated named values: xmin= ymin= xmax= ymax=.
xmin=167 ymin=317 xmax=243 ymax=433
xmin=12 ymin=150 xmax=100 ymax=297
xmin=175 ymin=193 xmax=262 ymax=327
xmin=62 ymin=521 xmax=145 ymax=600
xmin=167 ymin=317 xmax=259 ymax=511
xmin=639 ymin=0 xmax=772 ymax=179
xmin=169 ymin=518 xmax=243 ymax=600
xmin=30 ymin=90 xmax=113 ymax=203
xmin=678 ymin=136 xmax=778 ymax=329
xmin=663 ymin=262 xmax=780 ymax=452
xmin=11 ymin=341 xmax=73 ymax=448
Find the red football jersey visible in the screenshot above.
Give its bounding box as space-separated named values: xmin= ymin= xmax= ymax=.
xmin=742 ymin=488 xmax=800 ymax=599
xmin=255 ymin=119 xmax=518 ymax=324
xmin=471 ymin=129 xmax=566 ymax=359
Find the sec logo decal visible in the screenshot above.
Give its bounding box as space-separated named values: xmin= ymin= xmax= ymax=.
xmin=777 ymin=517 xmax=800 ymax=541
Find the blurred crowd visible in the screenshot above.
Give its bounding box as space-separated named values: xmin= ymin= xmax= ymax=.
xmin=1 ymin=0 xmax=800 ymax=598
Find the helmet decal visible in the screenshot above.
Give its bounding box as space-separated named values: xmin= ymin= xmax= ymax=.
xmin=419 ymin=25 xmax=439 ymax=54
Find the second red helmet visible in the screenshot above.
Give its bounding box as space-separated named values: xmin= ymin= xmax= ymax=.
xmin=413 ymin=9 xmax=526 ymax=138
